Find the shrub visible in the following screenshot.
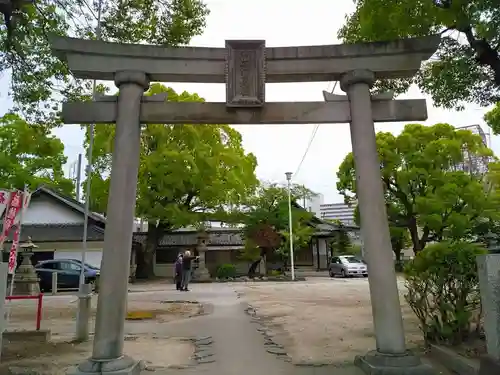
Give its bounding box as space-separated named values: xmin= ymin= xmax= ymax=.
xmin=216 ymin=264 xmax=237 ymax=279
xmin=404 ymin=241 xmax=486 ymax=345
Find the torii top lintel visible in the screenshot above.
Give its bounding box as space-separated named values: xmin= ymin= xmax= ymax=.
xmin=50 ymin=35 xmax=440 ymax=85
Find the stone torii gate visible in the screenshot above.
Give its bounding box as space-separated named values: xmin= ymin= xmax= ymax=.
xmin=51 ymin=35 xmax=440 ymax=375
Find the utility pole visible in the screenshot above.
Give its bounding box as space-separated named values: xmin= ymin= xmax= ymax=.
xmin=75 ymin=153 xmax=82 ymax=201
xmin=76 ymin=0 xmax=103 ymax=343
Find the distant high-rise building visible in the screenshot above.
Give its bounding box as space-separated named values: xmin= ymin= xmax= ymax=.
xmin=303 ymin=193 xmax=324 ymax=217
xmin=319 ymin=202 xmax=356 ymax=226
xmin=455 ymin=124 xmax=492 ymax=176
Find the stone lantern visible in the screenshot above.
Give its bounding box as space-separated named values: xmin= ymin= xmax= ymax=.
xmin=194 ymin=231 xmax=211 ymax=281
xmin=12 ymin=237 xmax=40 ymax=296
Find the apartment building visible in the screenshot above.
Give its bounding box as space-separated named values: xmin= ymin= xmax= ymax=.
xmin=319 ymin=202 xmax=356 ymax=226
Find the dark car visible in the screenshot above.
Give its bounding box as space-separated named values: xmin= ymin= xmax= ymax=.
xmin=35 ymin=259 xmax=100 ymax=292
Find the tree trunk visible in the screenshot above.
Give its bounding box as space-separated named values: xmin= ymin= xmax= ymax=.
xmin=282 ymin=256 xmax=288 ymax=275
xmin=248 ymin=248 xmax=266 ymax=278
xmin=408 ymin=218 xmax=422 ymax=255
xmin=394 ymin=248 xmax=403 ymax=272
xmin=136 ymin=222 xmax=163 ymax=279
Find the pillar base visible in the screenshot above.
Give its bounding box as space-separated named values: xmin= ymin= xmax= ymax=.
xmin=69 ymin=355 xmax=145 ymax=375
xmin=479 ymin=355 xmax=500 ymax=375
xmin=354 ymin=350 xmax=436 ymax=375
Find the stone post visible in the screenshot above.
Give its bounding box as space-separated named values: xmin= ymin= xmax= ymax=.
xmin=340 ymin=69 xmax=434 ymax=374
xmin=195 ymin=231 xmax=211 ymax=281
xmin=73 ymin=70 xmax=149 ymax=375
xmin=75 ymin=283 xmax=92 ymax=342
xmin=476 ymin=254 xmax=500 ymax=374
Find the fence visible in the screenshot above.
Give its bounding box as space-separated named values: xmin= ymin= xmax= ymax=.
xmin=5 ymin=294 xmax=44 ymax=331
xmin=49 ymin=272 xmax=99 ymax=295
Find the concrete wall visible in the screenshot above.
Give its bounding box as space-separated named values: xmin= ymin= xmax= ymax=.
xmin=23 ymin=196 xmax=83 ymax=225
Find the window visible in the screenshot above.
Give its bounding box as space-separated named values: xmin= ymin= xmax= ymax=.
xmin=59 ymin=261 xmax=82 ymax=271
xmin=340 ymin=256 xmax=362 ymax=264
xmin=37 ymin=262 xmax=56 ymax=270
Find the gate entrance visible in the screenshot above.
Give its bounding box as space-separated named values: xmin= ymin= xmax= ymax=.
xmin=50 ymin=34 xmax=440 ymax=374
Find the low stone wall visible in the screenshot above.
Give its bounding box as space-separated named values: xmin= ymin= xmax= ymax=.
xmin=429 ymin=344 xmax=479 ymax=375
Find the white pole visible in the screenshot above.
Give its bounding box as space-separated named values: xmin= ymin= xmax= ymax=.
xmin=76 ymin=1 xmax=103 ymax=342
xmin=285 ymin=172 xmax=295 ymax=281
xmin=75 ymin=153 xmax=83 ymax=201
xmin=79 ymin=0 xmax=103 ymax=286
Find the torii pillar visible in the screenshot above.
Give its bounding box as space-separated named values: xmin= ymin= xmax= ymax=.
xmin=341 ymin=71 xmax=432 ymax=373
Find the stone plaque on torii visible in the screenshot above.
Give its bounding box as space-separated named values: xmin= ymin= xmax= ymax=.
xmin=50 ymin=34 xmax=440 ymax=375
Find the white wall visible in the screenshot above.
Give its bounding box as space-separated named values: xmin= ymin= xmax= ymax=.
xmin=54 ymin=250 xmax=103 ymax=268
xmin=23 ymin=196 xmax=83 ymax=225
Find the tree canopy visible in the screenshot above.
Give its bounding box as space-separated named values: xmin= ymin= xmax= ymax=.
xmin=337 ymin=123 xmax=500 ymax=253
xmin=1 ymin=0 xmax=209 ymax=124
xmin=84 ymin=83 xmax=258 ymax=278
xmin=238 ymin=182 xmax=316 ymax=275
xmin=485 ymin=102 xmax=500 ymax=134
xmin=0 ymin=113 xmax=74 ymax=194
xmin=339 ymin=0 xmax=500 ymax=109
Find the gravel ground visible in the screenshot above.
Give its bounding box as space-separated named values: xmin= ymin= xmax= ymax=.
xmin=4 ymin=292 xmax=202 ymax=339
xmin=235 ymin=277 xmax=423 ymax=366
xmin=1 ymin=292 xmax=203 ymax=374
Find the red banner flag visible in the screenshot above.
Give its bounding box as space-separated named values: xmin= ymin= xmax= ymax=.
xmin=8 ymin=226 xmax=20 ymax=274
xmin=0 ymin=190 xmax=23 ymax=243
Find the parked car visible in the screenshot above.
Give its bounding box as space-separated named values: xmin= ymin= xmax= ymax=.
xmin=35 ymin=259 xmax=100 ymax=292
xmin=328 ymin=255 xmax=368 ymax=278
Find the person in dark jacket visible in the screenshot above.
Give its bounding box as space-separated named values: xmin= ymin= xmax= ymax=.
xmin=174 ymin=253 xmax=183 ymax=290
xmin=181 ymin=250 xmax=199 ymax=291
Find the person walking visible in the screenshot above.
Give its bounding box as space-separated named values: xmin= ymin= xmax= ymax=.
xmin=174 ymin=253 xmax=183 ymax=291
xmin=181 ymin=250 xmax=199 ymax=291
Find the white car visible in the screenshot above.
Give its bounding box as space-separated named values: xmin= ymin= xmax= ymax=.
xmin=328 ymin=255 xmax=368 ymax=278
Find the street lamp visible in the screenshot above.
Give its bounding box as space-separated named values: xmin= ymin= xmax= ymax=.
xmin=285 ymin=172 xmax=295 ymax=281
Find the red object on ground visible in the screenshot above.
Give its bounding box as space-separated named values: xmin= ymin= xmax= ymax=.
xmin=6 ymin=294 xmax=44 ymax=330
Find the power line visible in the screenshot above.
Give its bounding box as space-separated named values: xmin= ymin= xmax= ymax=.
xmin=293 ymin=81 xmax=338 ymax=177
xmin=294 ymin=123 xmax=320 ymax=177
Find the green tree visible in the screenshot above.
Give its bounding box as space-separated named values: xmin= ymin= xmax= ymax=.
xmin=0 ymin=113 xmax=74 ymax=194
xmin=327 ymin=220 xmax=352 ymax=255
xmin=1 ymin=0 xmax=209 ymax=124
xmin=339 ymin=0 xmax=500 ymax=109
xmin=84 ymin=83 xmax=258 ymax=278
xmin=240 ymin=183 xmax=316 ymax=276
xmin=338 ymin=123 xmax=499 ymax=254
xmin=485 ymin=102 xmax=500 ymax=134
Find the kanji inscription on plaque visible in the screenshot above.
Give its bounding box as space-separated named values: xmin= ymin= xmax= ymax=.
xmin=225 ymin=40 xmax=266 ymax=107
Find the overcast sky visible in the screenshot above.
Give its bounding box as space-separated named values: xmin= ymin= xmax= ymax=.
xmin=0 ymin=0 xmax=497 ymax=203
